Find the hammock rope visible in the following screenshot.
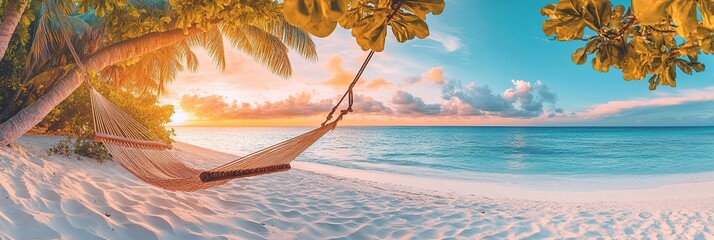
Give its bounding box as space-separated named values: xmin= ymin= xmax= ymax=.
xmin=53 ymin=0 xmax=406 ymax=191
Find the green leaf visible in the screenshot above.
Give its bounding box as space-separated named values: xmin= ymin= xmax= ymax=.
xmin=678 ymin=40 xmax=699 ymax=57
xmin=541 ymin=3 xmax=557 ymax=17
xmin=321 ymin=0 xmax=349 ymax=21
xmin=572 ymin=47 xmax=587 ymax=64
xmin=689 ymin=62 xmax=705 ymax=72
xmin=403 ymin=0 xmax=445 ymax=20
xmin=664 ymin=34 xmax=677 ymax=49
xmin=632 ymin=0 xmax=672 ymax=25
xmin=593 ymin=46 xmax=610 ymax=72
xmin=700 ymin=0 xmax=714 ymax=29
xmin=584 ymin=0 xmax=612 ymax=31
xmin=622 ymin=55 xmax=646 ymax=80
xmin=648 ymin=74 xmax=659 ymax=90
xmin=541 ymin=0 xmax=587 ymax=40
xmin=283 ymin=0 xmax=317 ymax=27
xmin=390 ymin=11 xmax=429 ymax=43
xmin=352 ymin=12 xmax=389 ymax=51
xmin=585 ymin=38 xmax=600 ymax=53
xmin=676 ymin=59 xmax=692 ymax=74
xmin=609 ymin=5 xmax=625 ymax=28
xmin=700 ymin=37 xmax=714 ymax=53
xmin=650 ymin=32 xmax=666 ymax=50
xmin=369 ymin=24 xmax=387 ymax=51
xmin=669 ymin=0 xmax=698 ymax=37
xmin=338 ymin=7 xmax=362 ymax=29
xmin=660 ymin=64 xmax=677 ymax=87
xmin=607 ymin=44 xmax=622 ymax=63
xmin=629 ymin=36 xmax=650 ymax=53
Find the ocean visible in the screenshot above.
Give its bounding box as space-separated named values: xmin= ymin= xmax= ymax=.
xmin=173 ymin=126 xmax=714 ymax=182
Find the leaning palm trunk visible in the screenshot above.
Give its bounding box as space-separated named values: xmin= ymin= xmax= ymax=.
xmin=0 ymin=0 xmax=27 ymax=61
xmin=0 ymin=27 xmax=201 ymax=146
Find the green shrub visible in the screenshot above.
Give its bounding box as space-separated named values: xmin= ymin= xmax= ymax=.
xmin=38 ymin=77 xmax=175 ymax=145
xmin=48 ymin=137 xmax=113 ymax=163
xmin=48 ymin=138 xmax=73 ymax=158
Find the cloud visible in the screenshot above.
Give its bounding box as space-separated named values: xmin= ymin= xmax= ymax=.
xmin=364 ymin=77 xmax=392 ymax=89
xmin=391 ymin=91 xmax=442 ymax=116
xmin=576 ymin=87 xmax=714 ymax=119
xmin=442 ymin=79 xmax=559 ymax=118
xmin=353 ymin=94 xmax=393 ymax=114
xmin=404 ymin=76 xmax=421 ymax=84
xmin=323 ymin=55 xmax=355 ymax=87
xmin=180 ymin=92 xmax=392 ymax=120
xmin=429 ymin=32 xmax=462 ymax=52
xmin=573 ymin=101 xmax=714 ymax=126
xmin=421 ymin=67 xmax=446 ymax=84
xmin=323 ymin=55 xmax=394 ymax=90
xmin=180 ymin=92 xmax=333 ymax=119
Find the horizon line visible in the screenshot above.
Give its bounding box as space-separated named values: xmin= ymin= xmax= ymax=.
xmin=167 ymin=125 xmax=714 ymax=128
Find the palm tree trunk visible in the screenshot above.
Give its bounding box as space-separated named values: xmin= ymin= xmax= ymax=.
xmin=0 ymin=0 xmax=27 ymax=61
xmin=0 ymin=27 xmax=201 ymax=145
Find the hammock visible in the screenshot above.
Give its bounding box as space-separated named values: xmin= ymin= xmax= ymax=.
xmin=53 ymin=1 xmax=404 ymax=192
xmin=81 ymin=46 xmax=372 ymax=192
xmin=88 ymin=83 xmax=338 ymax=191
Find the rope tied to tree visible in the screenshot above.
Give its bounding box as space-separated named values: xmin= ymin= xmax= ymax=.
xmin=322 ymin=0 xmax=406 ymax=126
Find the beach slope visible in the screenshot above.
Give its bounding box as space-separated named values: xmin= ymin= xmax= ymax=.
xmin=1 ymin=135 xmax=714 ymax=239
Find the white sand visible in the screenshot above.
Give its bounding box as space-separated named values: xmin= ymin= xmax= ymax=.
xmin=2 ymin=135 xmax=714 ymax=239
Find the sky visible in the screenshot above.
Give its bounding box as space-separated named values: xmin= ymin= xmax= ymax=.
xmin=161 ymin=0 xmax=714 ymax=127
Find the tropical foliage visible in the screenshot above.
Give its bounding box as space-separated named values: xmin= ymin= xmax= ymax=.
xmin=541 ymin=0 xmax=714 ymax=90
xmin=283 ymin=0 xmax=444 ymax=51
xmin=0 ymin=0 xmax=445 ymax=146
xmin=38 ymin=76 xmax=175 ymax=144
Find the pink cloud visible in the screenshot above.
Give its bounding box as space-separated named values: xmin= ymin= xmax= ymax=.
xmin=365 ymin=77 xmax=391 ymax=89
xmin=502 ymin=80 xmax=533 ymax=100
xmin=323 ymin=55 xmax=355 ymax=87
xmin=421 ymin=67 xmax=445 ymax=84
xmin=180 ymin=92 xmax=392 ymax=120
xmin=577 ymin=87 xmax=714 ymax=118
xmin=323 ymin=55 xmax=395 ymax=91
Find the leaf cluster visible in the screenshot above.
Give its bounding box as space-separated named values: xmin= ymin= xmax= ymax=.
xmin=541 ymin=0 xmax=714 ymax=90
xmin=283 ymin=0 xmax=444 ymax=51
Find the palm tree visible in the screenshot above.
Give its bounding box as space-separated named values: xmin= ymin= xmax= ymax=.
xmin=102 ymin=17 xmax=317 ymax=97
xmin=0 ymin=0 xmax=98 ymax=120
xmin=0 ymin=0 xmax=28 ymax=61
xmin=0 ymin=1 xmax=317 ymax=145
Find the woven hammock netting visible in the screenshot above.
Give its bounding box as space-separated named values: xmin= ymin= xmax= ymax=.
xmin=89 ymin=86 xmax=337 ymax=191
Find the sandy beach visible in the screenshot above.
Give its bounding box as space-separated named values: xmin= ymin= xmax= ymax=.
xmin=2 ymin=135 xmax=714 ymax=239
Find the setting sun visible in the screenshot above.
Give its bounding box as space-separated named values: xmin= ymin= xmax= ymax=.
xmin=168 ymin=110 xmax=192 ymax=126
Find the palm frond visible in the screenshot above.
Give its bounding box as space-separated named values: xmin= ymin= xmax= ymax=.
xmin=258 ymin=16 xmax=318 ymax=62
xmin=102 ymin=45 xmax=187 ymax=97
xmin=204 ymin=26 xmax=226 ymax=70
xmin=221 ymin=24 xmax=292 ymax=78
xmin=24 ymin=1 xmax=92 ymax=79
xmin=26 ymin=63 xmax=75 ymax=86
xmin=176 ymin=41 xmax=199 ymax=72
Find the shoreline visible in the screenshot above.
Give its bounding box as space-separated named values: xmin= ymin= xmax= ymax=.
xmin=291 ymin=161 xmax=714 ymax=202
xmin=292 ymin=161 xmax=714 ymax=202
xmin=3 ymin=135 xmax=714 ymax=238
xmin=173 ymin=138 xmax=714 ymax=203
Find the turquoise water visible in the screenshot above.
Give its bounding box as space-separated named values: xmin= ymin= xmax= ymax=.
xmin=173 ymin=127 xmax=714 ymax=179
